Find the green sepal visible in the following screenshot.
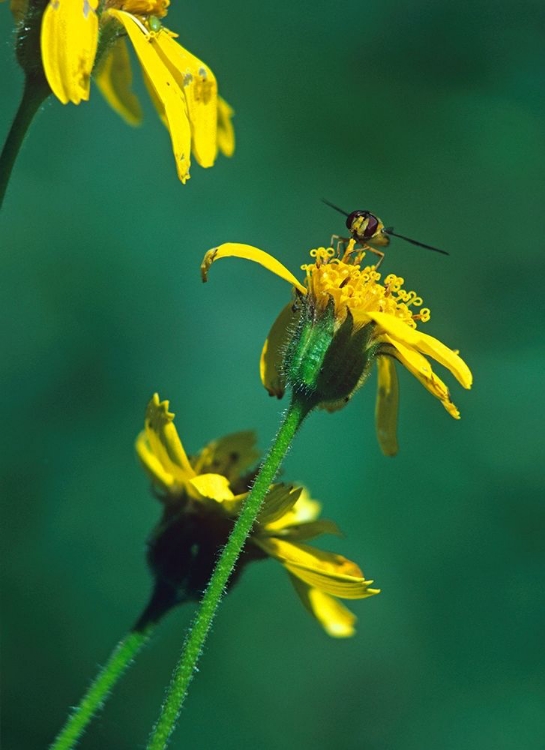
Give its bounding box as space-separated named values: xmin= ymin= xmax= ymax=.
xmin=283 ymin=296 xmax=378 ymax=411
xmin=283 ymin=297 xmax=336 ymax=403
xmin=316 ymin=311 xmax=375 ymax=407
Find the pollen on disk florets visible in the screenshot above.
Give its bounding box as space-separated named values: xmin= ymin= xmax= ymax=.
xmin=301 ymin=242 xmax=431 ymax=330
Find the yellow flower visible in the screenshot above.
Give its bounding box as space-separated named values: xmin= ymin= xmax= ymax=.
xmin=39 ymin=0 xmax=234 ymax=182
xmin=201 ymin=241 xmax=473 ymax=456
xmin=136 ymin=393 xmax=379 ymax=637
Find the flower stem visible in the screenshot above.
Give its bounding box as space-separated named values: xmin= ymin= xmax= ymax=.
xmin=147 ymin=396 xmax=311 ymax=750
xmin=0 ymin=74 xmax=50 ymax=211
xmin=49 ymin=626 xmax=153 ymax=750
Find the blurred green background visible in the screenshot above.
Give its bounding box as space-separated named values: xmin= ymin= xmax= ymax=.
xmin=1 ymin=0 xmax=544 ymax=747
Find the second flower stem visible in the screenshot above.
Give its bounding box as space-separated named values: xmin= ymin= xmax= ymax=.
xmin=147 ymin=396 xmax=310 ymax=750
xmin=0 ymin=74 xmax=50 ymax=211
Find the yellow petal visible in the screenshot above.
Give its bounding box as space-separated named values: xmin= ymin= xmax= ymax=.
xmin=142 ymin=393 xmax=195 ymax=482
xmin=257 ymin=484 xmax=302 ymax=526
xmin=94 ymin=37 xmax=143 ymax=126
xmin=135 ymin=429 xmax=177 ymax=491
xmin=110 ymin=9 xmax=191 ymax=183
xmin=289 ymin=575 xmax=357 ymax=638
xmin=256 ymin=538 xmax=379 ymax=599
xmin=387 ymin=336 xmax=461 ymax=419
xmin=260 ymin=303 xmax=296 ymax=398
xmin=217 ymin=96 xmax=235 ymax=157
xmin=201 ymin=243 xmax=306 ymax=295
xmin=142 ymin=68 xmax=168 ymax=128
xmin=367 ymin=311 xmax=472 ymax=389
xmin=191 ymin=431 xmax=259 ymax=483
xmin=41 ymin=0 xmax=99 ymax=105
xmin=375 ymin=355 xmax=399 ymax=456
xmin=190 ymin=473 xmax=234 ymax=501
xmin=151 ymin=28 xmax=218 ymax=167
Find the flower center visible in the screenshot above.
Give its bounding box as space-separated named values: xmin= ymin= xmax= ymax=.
xmin=301 ymin=241 xmax=430 ymax=328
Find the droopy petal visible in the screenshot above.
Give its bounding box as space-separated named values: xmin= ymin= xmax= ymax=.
xmin=110 ymin=9 xmax=192 ymax=183
xmin=192 ymin=431 xmax=259 ymax=483
xmin=95 ymin=37 xmax=143 ymax=126
xmin=142 ymin=393 xmax=195 ymax=482
xmin=190 ymin=473 xmax=234 ymax=501
xmin=367 ymin=311 xmax=472 ymax=389
xmin=151 ymin=28 xmax=218 ymax=167
xmin=217 ymin=97 xmax=235 ymax=157
xmin=289 ymin=574 xmax=357 ymax=637
xmin=387 ymin=336 xmax=461 ymax=419
xmin=142 ymin=67 xmax=168 ymax=128
xmin=260 ymin=303 xmax=296 ymax=398
xmin=41 ymin=0 xmax=99 ymax=105
xmin=201 ymin=243 xmax=307 ymax=295
xmin=256 ymin=538 xmax=378 ymax=599
xmin=257 ymin=484 xmax=302 ymax=526
xmin=375 ymin=355 xmax=399 ymax=457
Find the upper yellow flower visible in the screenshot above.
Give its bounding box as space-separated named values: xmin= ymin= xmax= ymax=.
xmin=201 ymin=240 xmax=473 ymax=456
xmin=39 ymin=0 xmax=234 ymax=182
xmin=136 ymin=393 xmax=379 ymax=637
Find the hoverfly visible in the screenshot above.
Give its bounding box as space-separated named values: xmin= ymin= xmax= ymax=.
xmin=323 ymin=199 xmax=449 ymax=267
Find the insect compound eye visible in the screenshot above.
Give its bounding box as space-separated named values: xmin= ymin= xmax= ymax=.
xmin=346 ymin=210 xmax=368 ymax=231
xmin=363 ymin=214 xmax=380 ymax=238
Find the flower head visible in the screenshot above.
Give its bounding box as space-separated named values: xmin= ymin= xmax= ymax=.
xmin=35 ymin=0 xmax=234 ymax=181
xmin=201 ymin=240 xmax=473 ymax=455
xmin=136 ymin=394 xmax=379 ymax=636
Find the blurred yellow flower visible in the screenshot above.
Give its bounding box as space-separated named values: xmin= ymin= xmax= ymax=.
xmin=136 ymin=394 xmax=379 ymax=637
xmin=39 ymin=0 xmax=234 ymax=182
xmin=201 ymin=241 xmax=473 ymax=456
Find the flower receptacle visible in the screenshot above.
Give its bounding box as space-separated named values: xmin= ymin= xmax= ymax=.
xmin=284 ymin=298 xmax=377 ymax=411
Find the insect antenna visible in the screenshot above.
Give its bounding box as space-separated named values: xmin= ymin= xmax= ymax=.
xmin=383 ymin=227 xmax=449 ymax=256
xmin=321 ymin=199 xmax=350 ymax=217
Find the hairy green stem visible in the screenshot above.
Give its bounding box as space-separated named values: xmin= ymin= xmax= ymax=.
xmin=0 ymin=75 xmax=50 ymax=211
xmin=50 ymin=627 xmax=153 ymax=750
xmin=147 ymin=396 xmax=310 ymax=750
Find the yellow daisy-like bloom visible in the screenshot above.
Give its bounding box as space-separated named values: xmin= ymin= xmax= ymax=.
xmin=39 ymin=0 xmax=234 ymax=182
xmin=201 ymin=241 xmax=473 ymax=456
xmin=136 ymin=394 xmax=379 ymax=637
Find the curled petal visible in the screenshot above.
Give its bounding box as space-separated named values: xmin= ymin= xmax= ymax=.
xmin=41 ymin=0 xmax=99 ymax=104
xmin=110 ymin=9 xmax=192 ymax=183
xmin=217 ymin=97 xmax=235 ymax=157
xmin=136 ymin=429 xmax=177 ymax=491
xmin=260 ymin=303 xmax=297 ymax=398
xmin=367 ymin=311 xmax=472 ymax=389
xmin=289 ymin=575 xmax=358 ymax=637
xmin=256 ymin=538 xmax=378 ymax=599
xmin=375 ymin=355 xmax=399 ymax=456
xmin=141 ymin=393 xmax=195 ymax=483
xmin=201 ymin=243 xmax=307 ymax=295
xmin=94 ymin=37 xmax=143 ymax=126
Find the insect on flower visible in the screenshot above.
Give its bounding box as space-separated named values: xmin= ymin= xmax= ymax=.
xmin=323 ymin=200 xmax=449 ymax=268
